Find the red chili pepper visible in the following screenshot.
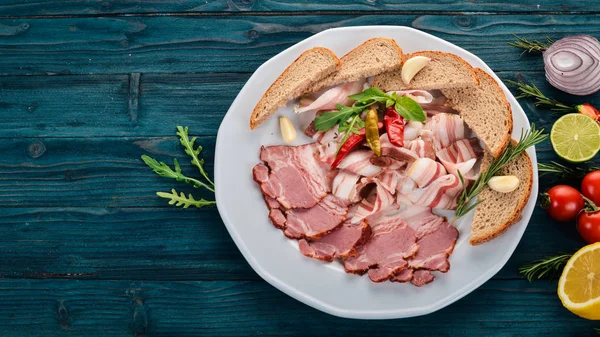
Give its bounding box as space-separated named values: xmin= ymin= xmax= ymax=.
xmin=384 ymin=106 xmax=405 ymax=147
xmin=331 ymin=122 xmax=384 ymax=169
xmin=576 ymin=103 xmax=600 ymax=124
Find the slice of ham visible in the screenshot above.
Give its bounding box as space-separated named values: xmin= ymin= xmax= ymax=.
xmin=284 ymin=194 xmax=350 ymax=239
xmin=380 ymin=133 xmax=419 ymax=163
xmin=296 ymin=80 xmax=366 ymax=114
xmin=424 ymin=113 xmax=465 ymax=150
xmin=404 ymin=174 xmax=463 ymax=210
xmin=408 ymin=221 xmax=458 ymax=272
xmin=337 ymin=150 xmax=383 ymax=178
xmin=299 ymin=220 xmax=371 ymax=262
xmin=406 ymin=158 xmax=447 ymax=188
xmin=411 ymin=270 xmax=435 ymax=287
xmin=344 ymin=207 xmax=419 ymax=282
xmin=268 ymin=209 xmax=287 ymax=229
xmin=400 ymin=206 xmax=445 ymax=239
xmin=405 ymin=138 xmax=435 ymax=160
xmin=255 ymin=144 xmax=330 ymax=209
xmin=331 ymin=170 xmax=361 ymax=202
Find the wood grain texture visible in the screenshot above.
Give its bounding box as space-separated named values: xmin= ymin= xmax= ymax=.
xmin=2 ymin=0 xmax=600 ymax=16
xmin=0 ymin=279 xmax=595 ymax=337
xmin=0 ymin=14 xmax=594 ymax=75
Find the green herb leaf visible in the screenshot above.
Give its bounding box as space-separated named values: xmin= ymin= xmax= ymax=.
xmin=349 ymin=87 xmax=388 ymax=102
xmin=156 ymin=189 xmax=216 ymax=209
xmin=141 ymin=155 xmax=214 ymax=192
xmin=314 ymin=106 xmax=360 ymax=131
xmin=394 ymin=96 xmax=426 ymax=122
xmin=176 ymin=126 xmax=215 ymax=188
xmin=519 ymin=253 xmax=572 ymax=282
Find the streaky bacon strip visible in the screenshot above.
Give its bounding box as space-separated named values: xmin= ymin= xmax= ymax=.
xmin=296 ymin=80 xmax=365 ymax=113
xmin=331 ymin=170 xmax=361 ymax=202
xmin=406 ymin=158 xmax=447 ymax=188
xmin=284 ymin=194 xmax=350 ymax=239
xmin=406 ymin=138 xmax=435 ymax=160
xmin=350 ymin=183 xmax=395 ymax=224
xmin=337 ymin=150 xmax=383 ymax=178
xmin=424 ymin=113 xmax=465 ymax=150
xmin=298 ymin=220 xmax=371 ymax=262
xmin=380 ymin=133 xmax=419 ymax=163
xmin=405 ymin=174 xmax=462 ymax=210
xmin=420 ymin=94 xmax=458 ymax=116
xmin=436 ymin=138 xmax=483 ymax=179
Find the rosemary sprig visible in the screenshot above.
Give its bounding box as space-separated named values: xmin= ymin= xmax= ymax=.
xmin=519 ymin=253 xmax=572 ymax=282
xmin=141 ymin=126 xmax=215 ymax=208
xmin=454 ymin=124 xmax=548 ymax=219
xmin=508 ymin=35 xmax=554 ymax=55
xmin=505 ymin=80 xmax=577 ymax=114
xmin=538 ymin=161 xmax=600 ymax=180
xmin=157 ymin=189 xmax=216 ymax=208
xmin=594 ymin=328 xmax=600 ymax=335
xmin=176 ymin=126 xmax=215 ymax=188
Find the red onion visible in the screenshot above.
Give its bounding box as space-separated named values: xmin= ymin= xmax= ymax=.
xmin=544 ymin=35 xmax=600 ymax=96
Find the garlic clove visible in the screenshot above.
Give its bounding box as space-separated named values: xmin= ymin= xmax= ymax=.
xmin=279 ymin=116 xmax=297 ymax=143
xmin=488 ymin=175 xmax=520 ymax=193
xmin=401 ymin=56 xmax=431 ymax=84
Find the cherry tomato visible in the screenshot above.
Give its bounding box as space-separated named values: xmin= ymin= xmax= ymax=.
xmin=543 ymin=185 xmax=584 ymax=222
xmin=581 ymin=170 xmax=600 ymax=206
xmin=577 ymin=211 xmax=600 ymax=243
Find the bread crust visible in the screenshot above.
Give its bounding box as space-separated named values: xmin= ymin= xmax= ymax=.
xmin=250 ymin=47 xmax=341 ymax=130
xmin=473 ymin=68 xmax=513 ymax=158
xmin=469 ymin=143 xmax=533 ymax=245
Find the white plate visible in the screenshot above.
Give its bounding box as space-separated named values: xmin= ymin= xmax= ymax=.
xmin=214 ymin=26 xmax=538 ymax=319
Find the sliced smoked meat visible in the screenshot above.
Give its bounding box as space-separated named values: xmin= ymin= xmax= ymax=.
xmin=344 ymin=208 xmax=419 ymax=282
xmin=255 ymin=144 xmax=330 ymax=209
xmin=284 ymin=194 xmax=349 ymax=239
xmin=408 ymin=221 xmax=458 ymax=272
xmin=299 ymin=220 xmax=371 ymax=262
xmin=411 ymin=270 xmax=435 ymax=287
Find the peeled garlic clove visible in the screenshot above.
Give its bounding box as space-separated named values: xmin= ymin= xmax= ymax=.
xmin=279 ymin=116 xmax=297 ymax=143
xmin=401 ymin=56 xmax=431 ymax=84
xmin=488 ymin=175 xmax=520 ymax=193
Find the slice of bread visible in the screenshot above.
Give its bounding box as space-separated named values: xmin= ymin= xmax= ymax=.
xmin=469 ymin=142 xmax=533 ymax=245
xmin=372 ymin=51 xmax=479 ymax=91
xmin=250 ymin=47 xmax=340 ymax=130
xmin=442 ymin=68 xmax=513 ymax=158
xmin=305 ymin=38 xmax=403 ymax=94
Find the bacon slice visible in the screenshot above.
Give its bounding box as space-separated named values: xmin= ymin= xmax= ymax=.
xmin=337 ymin=150 xmax=383 ymax=177
xmin=420 ymin=94 xmax=458 ymax=116
xmin=331 ymin=170 xmax=361 ymax=202
xmin=299 ymin=220 xmax=371 ymax=262
xmin=283 ymin=194 xmax=350 ymax=239
xmin=406 ymin=158 xmax=447 ymax=188
xmin=404 ymin=121 xmax=424 ymax=142
xmin=296 ymin=81 xmax=365 ymax=113
xmin=255 ymin=144 xmax=330 ymax=209
xmin=405 ymin=138 xmax=435 ymax=160
xmin=380 ymin=133 xmax=419 ymax=163
xmin=344 ymin=207 xmax=419 ymax=282
xmin=387 ymin=90 xmax=434 ymax=104
xmin=404 ymin=174 xmax=463 ymax=210
xmin=436 ymin=138 xmax=483 ymax=179
xmin=424 ymin=113 xmax=465 ymax=150
xmin=351 ymin=183 xmax=396 ymax=224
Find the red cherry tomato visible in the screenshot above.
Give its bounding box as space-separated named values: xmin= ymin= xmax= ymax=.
xmin=581 ymin=170 xmax=600 ymax=206
xmin=543 ymin=185 xmax=584 ymax=222
xmin=577 ymin=211 xmax=600 ymax=243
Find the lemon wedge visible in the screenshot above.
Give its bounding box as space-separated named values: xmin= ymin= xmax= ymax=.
xmin=558 ymin=242 xmax=600 ymax=320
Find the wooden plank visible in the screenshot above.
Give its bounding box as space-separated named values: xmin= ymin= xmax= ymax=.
xmin=2 ymin=0 xmax=600 ymax=16
xmin=0 ymin=14 xmax=592 ymax=75
xmin=0 ymin=279 xmax=594 ymax=336
xmin=0 ymin=205 xmax=587 ymax=281
xmin=1 ymin=70 xmax=595 ymax=138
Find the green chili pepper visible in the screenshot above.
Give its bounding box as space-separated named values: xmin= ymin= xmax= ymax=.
xmin=365 ymin=108 xmax=381 ymax=157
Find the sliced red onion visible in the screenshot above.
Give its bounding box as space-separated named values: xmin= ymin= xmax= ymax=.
xmin=544 ymin=35 xmax=600 ymax=96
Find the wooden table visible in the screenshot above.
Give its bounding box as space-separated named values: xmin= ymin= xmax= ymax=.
xmin=2 ymin=1 xmax=599 ymax=336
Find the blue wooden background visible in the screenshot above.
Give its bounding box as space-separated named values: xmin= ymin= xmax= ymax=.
xmin=1 ymin=1 xmax=600 ymax=336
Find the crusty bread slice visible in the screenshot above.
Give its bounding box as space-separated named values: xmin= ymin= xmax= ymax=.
xmin=250 ymin=47 xmax=340 ymax=130
xmin=442 ymin=68 xmax=513 ymax=158
xmin=469 ymin=142 xmax=533 ymax=245
xmin=372 ymin=51 xmax=479 ymax=91
xmin=305 ymin=38 xmax=403 ymax=94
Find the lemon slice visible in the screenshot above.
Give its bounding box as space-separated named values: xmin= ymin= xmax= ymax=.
xmin=557 ymin=242 xmax=600 ymax=320
xmin=550 ymin=113 xmax=600 ymax=163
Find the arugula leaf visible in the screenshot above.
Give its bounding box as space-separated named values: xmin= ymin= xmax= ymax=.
xmin=394 ymin=96 xmax=426 ymax=122
xmin=348 ymin=87 xmax=388 ymax=102
xmin=141 ymin=155 xmax=214 ymax=192
xmin=314 ymin=105 xmax=363 ymax=131
xmin=157 ymin=189 xmax=216 ymax=209
xmin=176 ymin=126 xmax=214 ymax=187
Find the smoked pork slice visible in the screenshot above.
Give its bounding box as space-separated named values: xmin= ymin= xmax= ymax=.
xmin=408 ymin=221 xmax=458 ymax=272
xmin=411 ymin=270 xmax=435 ymax=287
xmin=284 ymin=194 xmax=350 ymax=239
xmin=254 ymin=144 xmax=330 ymax=209
xmin=344 ymin=208 xmax=419 ymax=282
xmin=299 ymin=220 xmax=371 ymax=262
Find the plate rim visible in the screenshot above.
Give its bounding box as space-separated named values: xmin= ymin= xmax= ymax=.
xmin=215 ymin=25 xmax=538 ymax=319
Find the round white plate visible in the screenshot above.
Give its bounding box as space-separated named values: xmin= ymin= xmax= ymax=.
xmin=214 ymin=26 xmax=537 ymax=319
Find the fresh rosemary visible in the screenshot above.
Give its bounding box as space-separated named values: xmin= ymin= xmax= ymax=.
xmin=538 ymin=161 xmax=600 ymax=180
xmin=505 ymin=80 xmax=577 ymax=114
xmin=454 ymin=124 xmax=547 ymax=219
xmin=508 ymin=35 xmax=554 ymax=55
xmin=142 ymin=126 xmax=215 ymax=208
xmin=519 ymin=253 xmax=572 ymax=282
